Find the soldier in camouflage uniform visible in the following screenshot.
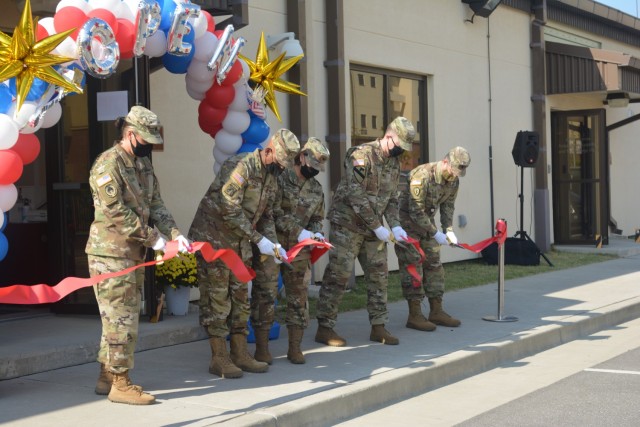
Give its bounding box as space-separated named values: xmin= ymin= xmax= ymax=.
xmin=86 ymin=106 xmax=191 ymax=405
xmin=395 ymin=147 xmax=471 ymax=331
xmin=189 ymin=129 xmax=299 ymax=378
xmin=316 ymin=117 xmax=416 ymax=347
xmin=251 ymin=138 xmax=330 ymax=365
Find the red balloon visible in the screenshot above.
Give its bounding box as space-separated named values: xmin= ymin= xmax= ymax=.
xmin=36 ymin=23 xmax=49 ymax=41
xmin=205 ymin=83 xmax=235 ymax=109
xmin=209 ymin=124 xmax=223 ymax=139
xmin=54 ymin=7 xmax=88 ymax=40
xmin=0 ymin=150 xmax=24 ymax=185
xmin=198 ymin=101 xmax=227 ymax=132
xmin=116 ymin=18 xmax=135 ymax=59
xmin=202 ymin=10 xmax=215 ymax=33
xmin=220 ymin=60 xmax=243 ymax=87
xmin=11 ymin=134 xmax=41 ymax=165
xmin=88 ymin=9 xmax=118 ymax=36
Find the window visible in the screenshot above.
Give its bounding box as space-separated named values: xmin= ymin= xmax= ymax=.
xmin=349 ymin=65 xmax=427 ymax=171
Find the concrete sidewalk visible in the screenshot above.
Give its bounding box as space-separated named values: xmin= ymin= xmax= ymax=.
xmin=1 ymin=250 xmax=639 ymax=426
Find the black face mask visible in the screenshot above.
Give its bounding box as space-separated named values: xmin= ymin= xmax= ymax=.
xmin=130 ymin=137 xmax=153 ymax=158
xmin=266 ymin=163 xmax=284 ymax=177
xmin=300 ymin=165 xmax=319 ymax=179
xmin=389 ymin=145 xmax=404 ymax=158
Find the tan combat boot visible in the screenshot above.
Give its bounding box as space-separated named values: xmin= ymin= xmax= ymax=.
xmin=406 ymin=299 xmax=437 ymax=332
xmin=253 ymin=329 xmax=273 ymax=365
xmin=107 ymin=371 xmax=155 ymax=405
xmin=230 ymin=334 xmax=269 ymax=373
xmin=428 ymin=296 xmax=461 ymax=327
xmin=95 ymin=363 xmax=113 ymax=395
xmin=209 ymin=337 xmax=243 ymax=378
xmin=315 ymin=325 xmax=347 ymax=347
xmin=370 ymin=324 xmax=399 ymax=345
xmin=287 ymin=326 xmax=305 ymax=364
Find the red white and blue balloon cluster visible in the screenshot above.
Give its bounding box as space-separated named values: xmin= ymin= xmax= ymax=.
xmin=0 ymin=0 xmax=276 ymax=262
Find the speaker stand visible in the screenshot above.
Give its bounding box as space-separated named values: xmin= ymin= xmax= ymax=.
xmin=516 ymin=166 xmax=553 ymax=267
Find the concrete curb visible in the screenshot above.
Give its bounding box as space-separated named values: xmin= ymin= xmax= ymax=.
xmin=230 ymin=296 xmax=640 ymax=427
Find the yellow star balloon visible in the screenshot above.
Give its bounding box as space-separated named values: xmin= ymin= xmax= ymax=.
xmin=240 ymin=32 xmax=306 ymax=122
xmin=0 ymin=0 xmax=82 ymax=112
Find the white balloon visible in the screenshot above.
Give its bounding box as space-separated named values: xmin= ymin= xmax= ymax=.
xmin=0 ymin=209 xmax=4 ymax=230
xmin=229 ymin=81 xmax=251 ymax=112
xmin=213 ymin=161 xmax=221 ymax=176
xmin=144 ymin=30 xmax=166 ymax=58
xmin=193 ymin=31 xmax=219 ymax=62
xmin=19 ymin=118 xmax=43 ymax=135
xmin=187 ymin=59 xmax=216 ymax=83
xmin=240 ymin=58 xmax=249 ymax=78
xmin=185 ymin=75 xmax=213 ymax=96
xmin=39 ymin=17 xmax=56 ymax=36
xmin=185 ymin=84 xmax=205 ymax=101
xmin=0 ymin=184 xmax=18 ymax=212
xmin=212 ymin=145 xmax=232 ymax=164
xmin=214 ymin=129 xmax=243 ymax=155
xmin=41 ymin=103 xmax=63 ymax=129
xmin=191 ymin=11 xmax=208 ymax=40
xmin=0 ymin=114 xmax=20 ymax=150
xmin=116 ymin=0 xmax=135 ymax=21
xmin=222 ymin=110 xmax=250 ymax=135
xmin=52 ymin=36 xmax=79 ymax=59
xmin=8 ymin=101 xmax=39 ymax=129
xmin=88 ymin=0 xmax=120 ymax=11
xmin=56 ymin=0 xmax=91 ymax=13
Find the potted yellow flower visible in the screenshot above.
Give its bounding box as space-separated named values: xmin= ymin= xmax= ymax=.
xmin=155 ymin=252 xmax=198 ymax=316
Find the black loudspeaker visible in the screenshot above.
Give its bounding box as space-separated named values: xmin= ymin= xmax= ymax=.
xmin=511 ymin=131 xmax=539 ymax=167
xmin=481 ymin=237 xmax=540 ymax=266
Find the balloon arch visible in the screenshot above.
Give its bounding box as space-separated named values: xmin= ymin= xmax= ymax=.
xmin=0 ymin=0 xmax=305 ymax=261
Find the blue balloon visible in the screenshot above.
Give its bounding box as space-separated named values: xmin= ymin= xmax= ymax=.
xmin=8 ymin=77 xmax=49 ymax=102
xmin=161 ymin=24 xmax=196 ymax=74
xmin=241 ymin=114 xmax=270 ymax=145
xmin=237 ymin=143 xmax=261 ymax=154
xmin=0 ymin=213 xmax=7 ymax=232
xmin=0 ymin=84 xmax=11 ymax=114
xmin=160 ymin=0 xmax=178 ymax=32
xmin=0 ymin=232 xmax=8 ymax=262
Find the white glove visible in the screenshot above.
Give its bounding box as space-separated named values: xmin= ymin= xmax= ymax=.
xmin=433 ymin=231 xmax=448 ymax=246
xmin=257 ymin=237 xmax=276 ymax=256
xmin=373 ymin=226 xmax=391 ymax=243
xmin=314 ymin=232 xmax=325 ymax=241
xmin=274 ymin=244 xmax=288 ymax=264
xmin=446 ymin=230 xmax=458 ymax=245
xmin=152 ymin=236 xmax=167 ymax=251
xmin=392 ymin=226 xmax=408 ymax=242
xmin=297 ymin=229 xmax=314 ymax=242
xmin=175 ymin=235 xmax=192 ymax=253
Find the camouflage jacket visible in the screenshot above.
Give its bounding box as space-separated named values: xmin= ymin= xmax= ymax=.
xmin=327 ymin=140 xmax=400 ymax=235
xmin=85 ymin=143 xmax=179 ymax=260
xmin=273 ymin=168 xmax=325 ymax=254
xmin=189 ymin=150 xmax=278 ymax=245
xmin=399 ymin=161 xmax=459 ymax=238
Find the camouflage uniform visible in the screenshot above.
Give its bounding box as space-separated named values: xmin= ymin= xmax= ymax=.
xmin=251 ymin=139 xmax=329 ymax=330
xmin=395 ymin=147 xmax=471 ymax=300
xmin=317 ymin=119 xmax=414 ymax=329
xmin=189 ymin=130 xmax=300 ymax=339
xmin=86 ymin=107 xmax=179 ymax=374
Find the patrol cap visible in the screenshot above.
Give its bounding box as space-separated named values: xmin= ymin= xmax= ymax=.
xmin=302 ymin=137 xmax=330 ymax=171
xmin=388 ymin=116 xmax=416 ymax=151
xmin=272 ymin=128 xmax=300 ymax=168
xmin=125 ymin=106 xmax=164 ymax=144
xmin=446 ymin=146 xmax=471 ymax=177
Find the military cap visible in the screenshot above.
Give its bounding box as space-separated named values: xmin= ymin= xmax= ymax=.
xmin=302 ymin=137 xmax=330 ymax=171
xmin=125 ymin=106 xmax=163 ymax=144
xmin=446 ymin=146 xmax=471 ymax=177
xmin=388 ymin=116 xmax=416 ymax=151
xmin=272 ymin=128 xmax=300 ymax=168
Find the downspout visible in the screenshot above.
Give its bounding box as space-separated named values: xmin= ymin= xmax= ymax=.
xmin=286 ymin=0 xmax=308 ymax=140
xmin=531 ymin=0 xmax=551 ymax=251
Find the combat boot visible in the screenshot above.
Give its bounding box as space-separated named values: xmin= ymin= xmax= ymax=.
xmin=253 ymin=329 xmax=273 ymax=365
xmin=315 ymin=325 xmax=347 ymax=347
xmin=370 ymin=324 xmax=399 ymax=345
xmin=209 ymin=337 xmax=243 ymax=378
xmin=406 ymin=299 xmax=437 ymax=332
xmin=230 ymin=334 xmax=269 ymax=373
xmin=428 ymin=296 xmax=461 ymax=327
xmin=95 ymin=363 xmax=113 ymax=395
xmin=107 ymin=371 xmax=155 ymax=405
xmin=287 ymin=326 xmax=305 ymax=364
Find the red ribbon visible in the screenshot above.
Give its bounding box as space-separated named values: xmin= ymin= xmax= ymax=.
xmin=0 ymin=241 xmax=255 ymax=305
xmin=401 ymin=236 xmax=426 ymax=288
xmin=286 ymin=238 xmax=334 ymax=264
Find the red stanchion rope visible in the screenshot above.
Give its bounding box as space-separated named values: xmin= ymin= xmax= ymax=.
xmin=0 ymin=241 xmax=255 ymax=305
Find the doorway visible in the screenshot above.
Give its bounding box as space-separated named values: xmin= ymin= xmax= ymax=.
xmin=551 ymin=109 xmax=609 ymax=245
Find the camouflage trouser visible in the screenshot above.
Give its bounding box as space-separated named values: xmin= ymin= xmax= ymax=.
xmin=394 ymin=234 xmax=445 ymax=300
xmin=317 ymin=223 xmax=389 ymax=328
xmin=196 ymin=227 xmax=252 ymax=338
xmin=88 ymin=255 xmax=144 ymax=374
xmin=282 ymin=258 xmax=311 ymax=328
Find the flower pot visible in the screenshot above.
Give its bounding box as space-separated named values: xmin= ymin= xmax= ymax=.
xmin=164 ymin=286 xmax=190 ymax=316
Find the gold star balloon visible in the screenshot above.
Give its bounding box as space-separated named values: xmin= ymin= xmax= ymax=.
xmin=0 ymin=0 xmax=82 ymax=112
xmin=240 ymin=32 xmax=306 ymax=122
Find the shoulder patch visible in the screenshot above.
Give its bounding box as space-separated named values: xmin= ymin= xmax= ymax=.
xmin=224 ymin=183 xmax=240 ymax=197
xmin=231 ymin=172 xmax=245 ymax=185
xmin=97 ymin=174 xmax=112 ymax=187
xmin=105 ymin=184 xmax=117 ymax=198
xmin=410 ymin=180 xmax=422 ymax=186
xmin=413 ymin=186 xmax=421 ymax=197
xmin=353 ymin=159 xmax=365 ymax=167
